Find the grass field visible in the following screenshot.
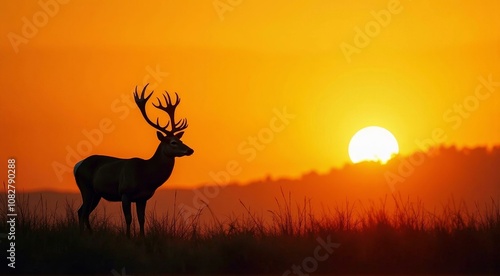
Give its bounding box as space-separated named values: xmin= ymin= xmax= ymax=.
xmin=1 ymin=190 xmax=499 ymax=274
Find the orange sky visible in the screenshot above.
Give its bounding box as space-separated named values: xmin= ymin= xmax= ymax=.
xmin=1 ymin=0 xmax=499 ymax=192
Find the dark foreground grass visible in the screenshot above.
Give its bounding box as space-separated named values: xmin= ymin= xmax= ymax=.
xmin=1 ymin=191 xmax=499 ymax=274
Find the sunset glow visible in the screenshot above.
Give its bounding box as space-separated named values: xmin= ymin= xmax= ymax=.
xmin=1 ymin=1 xmax=500 ymax=274
xmin=0 ymin=1 xmax=499 ymax=192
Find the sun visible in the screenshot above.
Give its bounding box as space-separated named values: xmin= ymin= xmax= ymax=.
xmin=348 ymin=126 xmax=399 ymax=164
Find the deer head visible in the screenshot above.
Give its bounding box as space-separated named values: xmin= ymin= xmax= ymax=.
xmin=134 ymin=84 xmax=194 ymax=157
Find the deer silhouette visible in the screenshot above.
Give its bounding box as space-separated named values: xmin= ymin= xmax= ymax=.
xmin=73 ymin=84 xmax=194 ymax=237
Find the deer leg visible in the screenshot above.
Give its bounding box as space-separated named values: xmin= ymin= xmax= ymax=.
xmin=76 ymin=177 xmax=91 ymax=233
xmin=85 ymin=195 xmax=101 ymax=233
xmin=78 ymin=190 xmax=93 ymax=233
xmin=136 ymin=200 xmax=147 ymax=237
xmin=121 ymin=194 xmax=132 ymax=238
xmin=87 ymin=196 xmax=101 ymax=215
xmin=77 ymin=205 xmax=85 ymax=232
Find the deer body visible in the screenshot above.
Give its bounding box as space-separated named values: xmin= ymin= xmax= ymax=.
xmin=77 ymin=155 xmax=173 ymax=201
xmin=74 ymin=84 xmax=193 ymax=237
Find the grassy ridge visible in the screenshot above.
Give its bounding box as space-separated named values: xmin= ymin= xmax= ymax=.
xmin=1 ymin=190 xmax=499 ymax=274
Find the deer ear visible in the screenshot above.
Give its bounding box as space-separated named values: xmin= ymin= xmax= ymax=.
xmin=157 ymin=131 xmax=165 ymax=141
xmin=175 ymin=132 xmax=184 ymax=139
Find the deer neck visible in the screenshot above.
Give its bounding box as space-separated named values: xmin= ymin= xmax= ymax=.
xmin=144 ymin=145 xmax=175 ymax=187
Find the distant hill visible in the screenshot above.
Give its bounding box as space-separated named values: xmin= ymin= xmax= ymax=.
xmin=9 ymin=145 xmax=500 ymax=223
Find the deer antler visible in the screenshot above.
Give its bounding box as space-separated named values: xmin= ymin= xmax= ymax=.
xmin=134 ymin=84 xmax=188 ymax=136
xmin=153 ymin=92 xmax=188 ymax=135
